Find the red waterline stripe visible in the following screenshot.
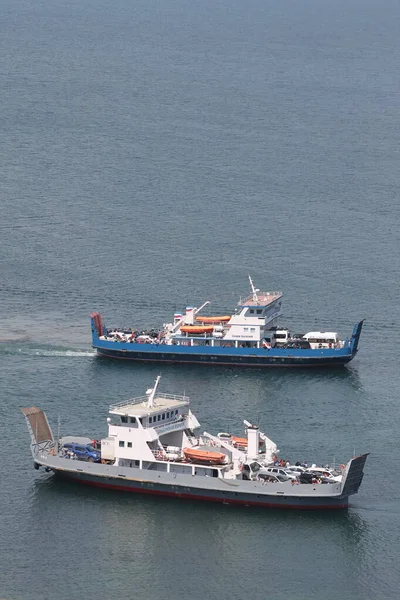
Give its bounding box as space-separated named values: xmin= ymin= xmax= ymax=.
xmin=62 ymin=476 xmax=348 ymax=510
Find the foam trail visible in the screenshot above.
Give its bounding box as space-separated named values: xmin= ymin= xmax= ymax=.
xmin=31 ymin=349 xmax=96 ymax=357
xmin=0 ymin=344 xmax=96 ymax=357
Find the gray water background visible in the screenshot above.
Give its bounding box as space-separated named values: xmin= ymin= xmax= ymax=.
xmin=1 ymin=0 xmax=400 ymax=598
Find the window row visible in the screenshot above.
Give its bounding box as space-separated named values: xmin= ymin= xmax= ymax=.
xmin=149 ymin=409 xmax=179 ymax=424
xmin=121 ymin=416 xmax=136 ymax=424
xmin=119 ymin=441 xmax=133 ymax=448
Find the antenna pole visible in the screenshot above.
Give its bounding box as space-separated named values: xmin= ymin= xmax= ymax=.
xmin=57 ymin=415 xmax=61 ymax=452
xmin=148 ymin=375 xmax=161 ymax=408
xmin=248 ymin=275 xmax=258 ymax=302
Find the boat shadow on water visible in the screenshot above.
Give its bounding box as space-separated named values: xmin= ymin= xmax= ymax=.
xmin=30 ymin=473 xmax=369 ymax=541
xmin=90 ymin=353 xmax=364 ymax=391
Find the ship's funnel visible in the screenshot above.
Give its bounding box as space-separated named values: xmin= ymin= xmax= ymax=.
xmin=185 ymin=307 xmax=195 ymax=325
xmin=246 ymin=422 xmax=260 ymax=458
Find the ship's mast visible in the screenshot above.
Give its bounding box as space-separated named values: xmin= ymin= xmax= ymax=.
xmin=146 ymin=375 xmax=161 ymax=408
xmin=248 ymin=275 xmax=259 ymax=303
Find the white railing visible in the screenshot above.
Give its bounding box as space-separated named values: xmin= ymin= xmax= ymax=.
xmin=151 ymin=449 xmax=170 ymax=461
xmin=110 ymin=393 xmax=190 ymax=411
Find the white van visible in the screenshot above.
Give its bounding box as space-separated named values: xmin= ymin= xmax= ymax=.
xmin=302 ymin=331 xmax=339 ymax=349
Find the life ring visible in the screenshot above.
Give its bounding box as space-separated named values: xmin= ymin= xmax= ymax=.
xmin=340 ymin=464 xmax=345 ymax=470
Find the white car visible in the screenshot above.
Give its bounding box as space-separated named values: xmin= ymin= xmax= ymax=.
xmin=261 ymin=466 xmax=298 ymax=481
xmin=305 ymin=466 xmax=342 ymax=482
xmin=256 ymin=472 xmax=291 ymax=483
xmin=285 ymin=465 xmax=306 ymax=477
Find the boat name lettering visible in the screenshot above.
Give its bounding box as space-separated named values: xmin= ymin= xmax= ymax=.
xmin=155 ymin=420 xmax=184 ymax=434
xmin=232 ymin=335 xmax=255 ymax=339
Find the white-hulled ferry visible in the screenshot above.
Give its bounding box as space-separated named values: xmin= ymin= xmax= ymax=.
xmin=22 ymin=377 xmax=368 ymax=510
xmin=90 ymin=277 xmax=363 ymax=368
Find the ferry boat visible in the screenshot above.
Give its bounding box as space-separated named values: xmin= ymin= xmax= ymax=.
xmin=22 ymin=377 xmax=368 ymax=510
xmin=90 ymin=278 xmax=364 ymax=368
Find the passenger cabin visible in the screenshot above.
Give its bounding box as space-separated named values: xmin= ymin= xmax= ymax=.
xmin=98 ymin=381 xmax=233 ymax=479
xmin=101 ymin=389 xmax=198 ymax=465
xmin=222 ymin=291 xmax=283 ymax=345
xmin=171 ymin=288 xmax=283 ymax=349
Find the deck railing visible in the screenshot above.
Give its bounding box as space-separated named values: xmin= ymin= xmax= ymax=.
xmin=109 ymin=393 xmax=190 ymax=411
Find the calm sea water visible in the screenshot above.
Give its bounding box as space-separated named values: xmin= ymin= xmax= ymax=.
xmin=1 ymin=0 xmax=400 ymax=598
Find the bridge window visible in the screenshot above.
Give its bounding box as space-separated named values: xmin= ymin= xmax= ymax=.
xmin=127 ymin=442 xmax=132 ymax=448
xmin=157 ymin=414 xmax=161 ymax=421
xmin=249 ymin=309 xmax=254 ymax=314
xmin=129 ymin=417 xmax=135 ymax=424
xmin=121 ymin=416 xmax=128 ymax=423
xmin=166 ymin=412 xmax=170 ymax=418
xmin=149 ymin=416 xmax=152 ymax=423
xmin=119 ymin=441 xmax=125 ymax=448
xmin=162 ymin=413 xmax=165 ymax=420
xmin=257 ymin=309 xmax=262 ymax=315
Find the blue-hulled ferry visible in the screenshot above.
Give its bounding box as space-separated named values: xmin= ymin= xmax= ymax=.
xmin=91 ymin=278 xmax=363 ymax=368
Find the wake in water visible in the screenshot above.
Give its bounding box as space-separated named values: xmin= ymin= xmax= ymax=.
xmin=0 ymin=341 xmax=96 ymax=358
xmin=28 ymin=349 xmax=96 ymax=357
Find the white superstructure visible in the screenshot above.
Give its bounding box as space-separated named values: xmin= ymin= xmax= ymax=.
xmin=164 ymin=276 xmax=284 ymax=348
xmin=96 ymin=376 xmax=279 ymax=476
xmin=22 ymin=379 xmax=368 ymax=509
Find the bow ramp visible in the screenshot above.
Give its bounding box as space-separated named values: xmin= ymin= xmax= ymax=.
xmin=341 ymin=453 xmax=369 ymax=497
xmin=350 ymin=320 xmax=365 ymax=354
xmin=21 ymin=407 xmax=55 ymax=457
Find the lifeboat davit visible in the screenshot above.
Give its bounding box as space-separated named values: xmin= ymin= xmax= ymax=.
xmin=195 ymin=316 xmax=231 ymax=323
xmin=180 ymin=325 xmax=214 ymax=334
xmin=183 ymin=448 xmax=226 ymax=465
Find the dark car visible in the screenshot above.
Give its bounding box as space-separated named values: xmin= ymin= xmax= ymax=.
xmin=63 ymin=442 xmax=101 ymax=462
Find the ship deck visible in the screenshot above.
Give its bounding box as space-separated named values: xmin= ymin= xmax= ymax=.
xmin=238 ymin=291 xmax=283 ymax=307
xmin=109 ymin=393 xmax=189 ymax=416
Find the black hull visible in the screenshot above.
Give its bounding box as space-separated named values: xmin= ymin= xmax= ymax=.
xmin=95 ymin=348 xmax=353 ymax=368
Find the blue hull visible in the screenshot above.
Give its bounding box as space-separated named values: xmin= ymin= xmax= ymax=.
xmin=92 ymin=340 xmax=360 ymax=368
xmin=91 ymin=318 xmax=363 ymax=368
xmin=95 ymin=347 xmax=352 ymax=367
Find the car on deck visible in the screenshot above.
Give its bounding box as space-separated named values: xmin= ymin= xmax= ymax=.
xmin=62 ymin=442 xmax=101 ymax=462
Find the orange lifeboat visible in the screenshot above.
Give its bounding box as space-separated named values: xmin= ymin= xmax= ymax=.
xmin=232 ymin=436 xmax=248 ymax=448
xmin=195 ymin=316 xmax=231 ymax=323
xmin=231 ymin=435 xmax=263 ymax=449
xmin=183 ymin=448 xmax=226 ymax=465
xmin=180 ymin=325 xmax=214 ymax=334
